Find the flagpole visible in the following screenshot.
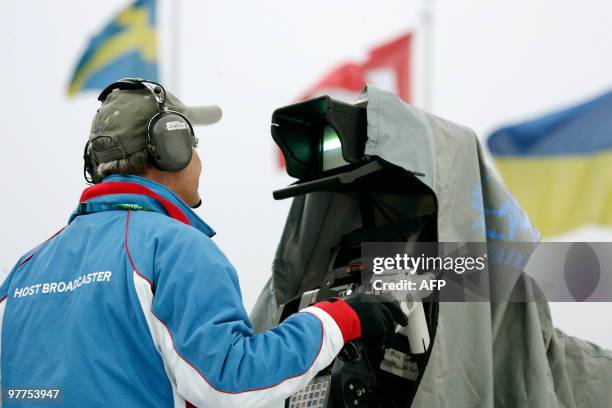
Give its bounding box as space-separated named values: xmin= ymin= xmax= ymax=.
xmin=168 ymin=0 xmax=181 ymax=92
xmin=420 ymin=0 xmax=434 ymax=111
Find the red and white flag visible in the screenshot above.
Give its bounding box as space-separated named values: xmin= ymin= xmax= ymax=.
xmin=301 ymin=33 xmax=411 ymax=102
xmin=278 ymin=33 xmax=412 ymax=168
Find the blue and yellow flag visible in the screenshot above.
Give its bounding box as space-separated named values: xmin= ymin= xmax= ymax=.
xmin=487 ymin=90 xmax=612 ymax=236
xmin=68 ymin=0 xmax=158 ymax=96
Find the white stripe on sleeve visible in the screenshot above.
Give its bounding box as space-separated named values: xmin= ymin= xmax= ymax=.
xmin=132 ymin=272 xmax=345 ymax=408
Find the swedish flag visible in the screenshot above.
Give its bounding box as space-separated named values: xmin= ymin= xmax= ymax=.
xmin=68 ymin=0 xmax=158 ymax=96
xmin=488 ymin=90 xmax=612 ymax=236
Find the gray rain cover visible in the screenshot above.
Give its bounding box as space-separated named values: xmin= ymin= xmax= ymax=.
xmin=250 ymin=85 xmax=612 ymax=407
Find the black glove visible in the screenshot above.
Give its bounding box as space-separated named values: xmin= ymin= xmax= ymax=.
xmin=344 ymin=293 xmax=408 ymax=349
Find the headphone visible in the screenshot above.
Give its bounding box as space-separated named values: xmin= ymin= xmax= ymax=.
xmin=84 ymin=78 xmax=196 ymax=184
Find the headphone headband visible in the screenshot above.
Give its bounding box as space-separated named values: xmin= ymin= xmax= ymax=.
xmin=98 ymin=78 xmax=166 ymax=109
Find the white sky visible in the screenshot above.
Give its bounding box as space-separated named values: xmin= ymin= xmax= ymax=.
xmin=1 ymin=0 xmax=611 ymax=348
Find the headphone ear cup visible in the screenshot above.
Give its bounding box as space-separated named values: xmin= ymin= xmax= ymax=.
xmin=83 ymin=140 xmax=101 ymax=184
xmin=147 ymin=112 xmax=194 ymax=172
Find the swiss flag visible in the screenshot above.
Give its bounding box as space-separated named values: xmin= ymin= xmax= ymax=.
xmin=278 ymin=33 xmax=412 ymax=168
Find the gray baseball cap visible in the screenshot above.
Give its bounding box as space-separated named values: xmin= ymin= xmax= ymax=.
xmin=89 ymin=86 xmax=222 ymax=163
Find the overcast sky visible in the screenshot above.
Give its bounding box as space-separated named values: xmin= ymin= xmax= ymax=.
xmin=1 ymin=0 xmax=611 ymax=347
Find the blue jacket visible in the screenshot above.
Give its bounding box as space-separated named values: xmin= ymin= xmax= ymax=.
xmin=0 ymin=175 xmax=359 ymax=407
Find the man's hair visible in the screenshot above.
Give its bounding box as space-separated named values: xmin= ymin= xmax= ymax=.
xmin=91 ymin=137 xmax=152 ymax=179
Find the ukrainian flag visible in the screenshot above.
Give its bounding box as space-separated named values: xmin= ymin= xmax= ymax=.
xmin=488 ymin=90 xmax=612 ymax=237
xmin=67 ymin=0 xmax=158 ymax=96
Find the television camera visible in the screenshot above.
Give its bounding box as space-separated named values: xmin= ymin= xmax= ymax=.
xmin=271 ymin=96 xmax=441 ymax=408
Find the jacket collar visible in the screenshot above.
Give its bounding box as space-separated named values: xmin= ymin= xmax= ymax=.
xmin=70 ymin=175 xmax=216 ymax=237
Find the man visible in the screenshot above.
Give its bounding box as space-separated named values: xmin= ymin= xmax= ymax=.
xmin=0 ymin=79 xmax=406 ymax=407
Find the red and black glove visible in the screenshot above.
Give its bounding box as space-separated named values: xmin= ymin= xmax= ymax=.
xmin=344 ymin=294 xmax=408 ymax=348
xmin=314 ymin=294 xmax=407 ymax=348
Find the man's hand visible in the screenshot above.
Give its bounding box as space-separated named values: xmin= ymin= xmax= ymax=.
xmin=344 ymin=293 xmax=408 ymax=348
